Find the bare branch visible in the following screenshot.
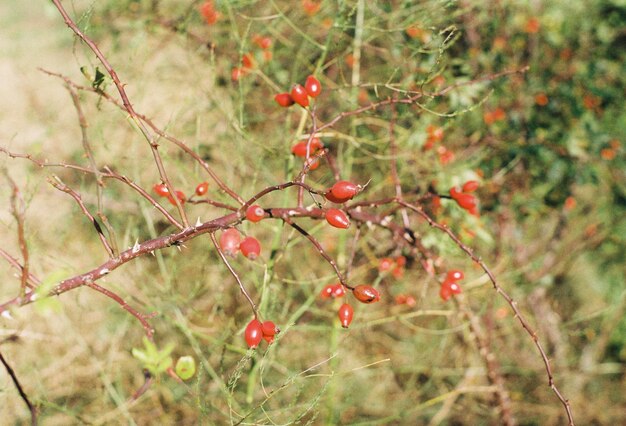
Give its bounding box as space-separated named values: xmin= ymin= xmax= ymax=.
xmin=0 ymin=350 xmax=37 ymax=425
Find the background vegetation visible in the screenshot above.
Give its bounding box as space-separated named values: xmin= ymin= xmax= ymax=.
xmin=1 ymin=0 xmax=624 ymax=424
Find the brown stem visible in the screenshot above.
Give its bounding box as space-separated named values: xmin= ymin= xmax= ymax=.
xmin=85 ymin=282 xmax=155 ymax=340
xmin=5 ymin=174 xmax=30 ymax=298
xmin=48 ymin=176 xmax=115 ymax=258
xmin=0 ymin=248 xmax=39 ymax=288
xmin=282 ymin=217 xmax=353 ymax=291
xmin=456 ymin=298 xmax=515 ymax=425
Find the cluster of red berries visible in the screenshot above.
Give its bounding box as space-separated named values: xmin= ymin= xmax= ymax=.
xmin=319 ymin=284 xmax=381 ymax=328
xmin=231 ymin=35 xmax=273 ymax=81
xmin=199 ymin=1 xmax=219 ymax=25
xmin=422 ymin=125 xmax=455 ymax=165
xmin=449 ymin=181 xmax=480 ymax=216
xmin=439 ymin=269 xmax=464 ymax=301
xmin=245 ymin=318 xmax=279 ymax=348
xmin=275 ymin=75 xmax=322 ymax=108
xmin=395 ymin=294 xmax=416 ymax=307
xmin=378 ymin=255 xmax=407 ymax=279
xmin=320 ymin=283 xmax=346 ymax=299
xmin=219 ymin=228 xmax=261 ymax=260
xmin=153 ymin=181 xmax=210 ymax=206
xmin=423 ymin=125 xmax=444 ymax=150
xmin=483 ymin=107 xmax=506 ymax=125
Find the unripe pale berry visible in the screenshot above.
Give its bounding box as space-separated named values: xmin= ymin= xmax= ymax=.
xmin=219 ymin=228 xmax=241 ymax=256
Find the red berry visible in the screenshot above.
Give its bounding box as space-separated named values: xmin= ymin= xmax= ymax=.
xmin=330 ymin=180 xmax=359 ymax=201
xmin=352 ymin=285 xmax=381 ymax=304
xmin=246 ymin=205 xmax=265 ymax=222
xmin=262 ymin=321 xmax=277 ymax=343
xmin=391 ymin=266 xmax=404 ymax=279
xmin=253 ymin=35 xmax=272 ymax=50
xmin=291 ymin=138 xmax=323 ymax=157
xmin=320 ymin=284 xmax=334 ymax=299
xmin=462 ymin=180 xmax=480 ymax=193
xmin=219 ymin=228 xmax=241 ymax=256
xmin=241 ymin=53 xmax=255 ymax=69
xmin=325 ymin=209 xmax=350 ymax=229
xmin=291 ymin=84 xmax=309 ymax=107
xmin=439 ymin=283 xmax=452 ymax=301
xmin=449 ymin=186 xmax=462 ymax=199
xmin=274 ymin=93 xmax=295 ymax=107
xmin=195 ymin=182 xmax=209 ymax=196
xmin=338 ymin=303 xmax=354 ymax=328
xmin=325 ymin=191 xmax=351 ymax=203
xmin=153 ymin=183 xmax=169 ymax=197
xmin=168 ymin=190 xmax=186 ymax=206
xmin=245 ymin=319 xmax=263 ymax=348
xmin=304 ymin=75 xmax=322 ymax=97
xmin=395 ymin=294 xmax=407 ymax=304
xmin=449 ymin=281 xmax=462 ymax=295
xmin=240 ymin=236 xmax=261 ymax=260
xmin=468 ymin=205 xmax=480 ymax=216
xmin=454 ymin=193 xmax=477 ymax=210
xmin=332 ymin=284 xmax=346 ymax=298
xmin=378 ymin=257 xmax=394 ymax=272
xmin=446 ymin=270 xmax=464 ymax=281
xmin=395 ymin=256 xmax=407 ymax=267
xmin=231 ymin=67 xmax=244 ymax=81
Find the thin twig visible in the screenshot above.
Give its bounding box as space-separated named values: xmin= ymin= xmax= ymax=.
xmin=209 ymin=232 xmax=258 ymax=317
xmin=0 ymin=350 xmax=37 ymax=425
xmin=85 ymin=282 xmax=155 ymax=339
xmin=282 ymin=217 xmax=353 ymax=291
xmin=48 ymin=176 xmax=115 ymax=258
xmin=5 ymin=174 xmax=30 ymax=298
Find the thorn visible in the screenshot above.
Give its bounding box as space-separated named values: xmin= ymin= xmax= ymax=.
xmin=1 ymin=310 xmax=13 ymax=320
xmin=195 ymin=217 xmax=202 ymax=227
xmin=132 ymin=239 xmax=140 ymax=253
